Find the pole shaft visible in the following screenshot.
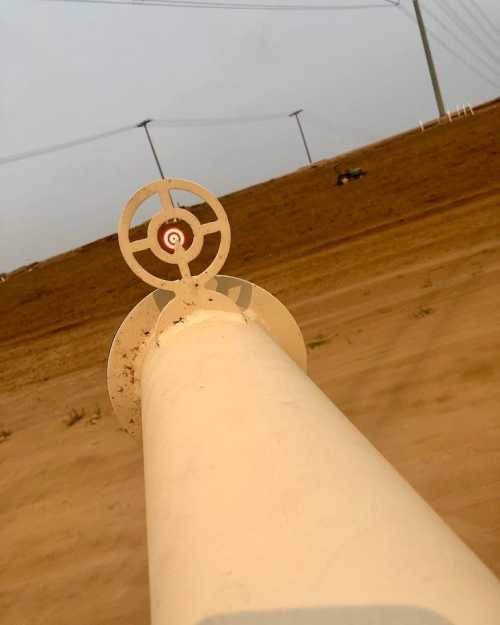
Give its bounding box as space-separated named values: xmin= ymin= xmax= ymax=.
xmin=140 ymin=311 xmax=500 ymax=625
xmin=142 ymin=122 xmax=165 ymax=179
xmin=413 ymin=0 xmax=446 ymax=118
xmin=292 ymin=112 xmax=312 ymax=165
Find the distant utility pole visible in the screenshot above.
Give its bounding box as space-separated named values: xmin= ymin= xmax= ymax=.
xmin=289 ymin=110 xmax=312 ymax=165
xmin=138 ymin=119 xmax=165 ymax=179
xmin=412 ymin=0 xmax=446 ymax=118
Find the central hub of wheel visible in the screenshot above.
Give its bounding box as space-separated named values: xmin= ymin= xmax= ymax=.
xmin=157 ymin=220 xmax=193 ymax=254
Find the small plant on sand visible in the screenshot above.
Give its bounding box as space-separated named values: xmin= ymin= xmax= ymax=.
xmin=0 ymin=428 xmax=12 ymax=443
xmin=414 ymin=307 xmax=434 ymax=319
xmin=65 ymin=408 xmax=85 ymax=428
xmin=88 ymin=406 xmax=102 ymax=426
xmin=307 ymin=334 xmax=331 ymax=350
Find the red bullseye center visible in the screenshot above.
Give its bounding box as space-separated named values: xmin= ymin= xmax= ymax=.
xmin=157 ymin=221 xmax=193 ymax=254
xmin=164 ymin=227 xmax=184 ymax=249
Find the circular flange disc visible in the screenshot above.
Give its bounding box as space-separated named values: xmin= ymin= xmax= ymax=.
xmin=107 ymin=276 xmax=307 ymax=440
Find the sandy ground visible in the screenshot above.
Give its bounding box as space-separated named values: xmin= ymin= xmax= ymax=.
xmin=1 ymin=100 xmax=499 ymax=624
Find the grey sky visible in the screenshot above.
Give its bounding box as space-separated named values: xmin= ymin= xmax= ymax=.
xmin=1 ymin=0 xmax=499 ymax=272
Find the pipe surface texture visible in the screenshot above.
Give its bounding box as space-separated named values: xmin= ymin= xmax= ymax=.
xmin=141 ymin=310 xmax=500 ymax=625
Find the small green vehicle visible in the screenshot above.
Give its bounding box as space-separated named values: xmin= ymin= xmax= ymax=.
xmin=335 ymin=163 xmax=367 ymax=186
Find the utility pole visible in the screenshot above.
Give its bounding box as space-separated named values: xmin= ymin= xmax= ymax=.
xmin=289 ymin=109 xmax=312 ymax=165
xmin=413 ymin=0 xmax=446 ymax=118
xmin=137 ymin=119 xmax=165 ymax=178
xmin=108 ymin=177 xmax=500 ymax=625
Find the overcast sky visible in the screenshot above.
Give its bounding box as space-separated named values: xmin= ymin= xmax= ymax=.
xmin=1 ymin=0 xmax=499 ymax=272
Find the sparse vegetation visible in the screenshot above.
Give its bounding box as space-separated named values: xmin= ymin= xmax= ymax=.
xmin=88 ymin=406 xmax=102 ymax=426
xmin=0 ymin=428 xmax=12 ymax=443
xmin=307 ymin=335 xmax=331 ymax=350
xmin=64 ymin=408 xmax=85 ymax=428
xmin=414 ymin=307 xmax=434 ymax=319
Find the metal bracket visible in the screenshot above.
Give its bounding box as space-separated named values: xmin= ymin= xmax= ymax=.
xmin=107 ymin=276 xmax=307 ymax=440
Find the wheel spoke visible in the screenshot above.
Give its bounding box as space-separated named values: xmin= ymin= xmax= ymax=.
xmin=130 ymin=238 xmax=149 ymax=253
xmin=175 ymin=246 xmax=192 ymax=281
xmin=200 ymin=220 xmax=220 ymax=236
xmin=158 ymin=187 xmax=176 ymax=220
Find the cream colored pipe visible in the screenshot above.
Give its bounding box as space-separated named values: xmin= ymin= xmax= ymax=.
xmin=141 ymin=310 xmax=500 ymax=625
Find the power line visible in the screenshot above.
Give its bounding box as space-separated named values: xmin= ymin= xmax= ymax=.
xmin=398 ymin=5 xmax=500 ymax=93
xmin=455 ymin=0 xmax=500 ymax=57
xmin=46 ymin=0 xmax=398 ymax=11
xmin=0 ymin=112 xmax=296 ymax=166
xmin=468 ymin=0 xmax=500 ymax=42
xmin=152 ymin=112 xmax=290 ymax=127
xmin=437 ymin=0 xmax=500 ymax=70
xmin=0 ymin=122 xmax=137 ymax=166
xmin=420 ymin=3 xmax=500 ymax=83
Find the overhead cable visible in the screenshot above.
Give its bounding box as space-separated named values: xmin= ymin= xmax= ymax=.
xmin=437 ymin=0 xmax=500 ymax=70
xmin=46 ymin=0 xmax=398 ymax=11
xmin=152 ymin=112 xmax=290 ymax=127
xmin=468 ymin=0 xmax=500 ymax=42
xmin=398 ymin=5 xmax=500 ymax=92
xmin=0 ymin=112 xmax=293 ymax=166
xmin=420 ymin=3 xmax=500 ymax=83
xmin=0 ymin=122 xmax=137 ymax=166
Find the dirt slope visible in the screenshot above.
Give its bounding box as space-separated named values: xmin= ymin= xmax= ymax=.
xmin=1 ymin=100 xmax=499 ymax=625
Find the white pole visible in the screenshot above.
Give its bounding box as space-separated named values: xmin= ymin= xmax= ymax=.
xmin=140 ymin=310 xmax=500 ymax=625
